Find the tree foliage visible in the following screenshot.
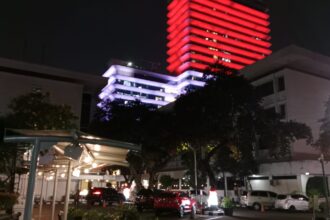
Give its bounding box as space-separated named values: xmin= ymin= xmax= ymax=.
xmin=314 ymin=97 xmax=330 ymax=155
xmin=0 ymin=91 xmax=77 ymax=192
xmin=173 ymin=73 xmax=312 ymax=186
xmin=90 ymin=101 xmax=177 ymax=190
xmin=4 ymin=91 xmax=77 ymax=130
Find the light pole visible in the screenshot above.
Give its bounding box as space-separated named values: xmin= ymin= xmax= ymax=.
xmin=319 ymin=153 xmax=330 ymax=217
xmin=187 ymin=145 xmax=198 ymax=197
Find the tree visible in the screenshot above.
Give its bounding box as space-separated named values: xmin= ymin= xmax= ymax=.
xmin=173 ymin=73 xmax=312 ymax=187
xmin=4 ymin=91 xmax=77 ymax=130
xmin=314 ymin=96 xmax=330 ymax=155
xmin=90 ymin=100 xmax=177 ymax=190
xmin=0 ymin=91 xmax=78 ymax=193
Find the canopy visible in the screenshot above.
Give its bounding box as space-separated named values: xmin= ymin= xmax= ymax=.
xmin=3 ymin=129 xmax=140 ymax=220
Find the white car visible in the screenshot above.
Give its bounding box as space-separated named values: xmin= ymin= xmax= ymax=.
xmin=240 ymin=190 xmax=277 ymax=210
xmin=275 ymin=194 xmax=309 ymax=211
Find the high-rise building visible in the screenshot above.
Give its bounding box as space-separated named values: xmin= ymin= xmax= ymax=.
xmin=99 ymin=0 xmax=272 ymax=109
xmin=167 ymin=0 xmax=272 ymax=74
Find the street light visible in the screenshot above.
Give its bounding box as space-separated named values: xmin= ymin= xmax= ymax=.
xmin=187 ymin=145 xmax=198 ymax=197
xmin=319 ymin=153 xmax=330 ymax=218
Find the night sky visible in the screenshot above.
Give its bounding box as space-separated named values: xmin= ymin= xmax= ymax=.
xmin=1 ymin=0 xmax=330 ymax=75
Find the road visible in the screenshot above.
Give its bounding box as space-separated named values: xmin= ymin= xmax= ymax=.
xmin=32 ymin=204 xmax=313 ymax=220
xmin=142 ymin=207 xmax=313 ymax=220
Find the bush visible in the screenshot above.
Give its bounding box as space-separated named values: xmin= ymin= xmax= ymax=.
xmin=0 ymin=192 xmax=18 ymax=211
xmin=67 ymin=204 xmax=139 ymax=220
xmin=110 ymin=204 xmax=139 ymax=220
xmin=221 ymin=197 xmax=234 ymax=209
xmin=67 ymin=207 xmax=85 ymax=220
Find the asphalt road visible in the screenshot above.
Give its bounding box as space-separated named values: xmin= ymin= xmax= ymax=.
xmin=142 ymin=207 xmax=313 ymax=220
xmin=32 ymin=204 xmax=314 ymax=220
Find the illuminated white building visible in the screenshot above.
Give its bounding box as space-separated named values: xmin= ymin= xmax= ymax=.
xmin=98 ymin=62 xmax=205 ymax=109
xmin=241 ymin=45 xmax=330 ymax=195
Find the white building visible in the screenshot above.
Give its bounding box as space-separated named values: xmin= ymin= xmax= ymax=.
xmin=98 ymin=62 xmax=205 ymax=109
xmin=0 ymin=57 xmax=105 ymax=129
xmin=241 ymin=45 xmax=330 ymax=194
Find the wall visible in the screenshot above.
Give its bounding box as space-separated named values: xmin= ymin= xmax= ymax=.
xmin=285 ymin=69 xmax=330 ymax=156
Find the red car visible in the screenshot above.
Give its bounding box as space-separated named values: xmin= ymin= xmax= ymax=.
xmin=154 ymin=191 xmax=197 ymax=218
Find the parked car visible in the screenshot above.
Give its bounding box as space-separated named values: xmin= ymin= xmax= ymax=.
xmin=154 ymin=191 xmax=197 ymax=218
xmin=240 ymin=190 xmax=277 ymax=210
xmin=189 ymin=189 xmax=208 ymax=205
xmin=275 ymin=194 xmax=309 ymax=211
xmin=86 ymin=187 xmax=125 ymax=206
xmin=135 ymin=188 xmax=162 ymax=212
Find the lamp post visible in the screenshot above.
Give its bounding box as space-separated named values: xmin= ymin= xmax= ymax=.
xmin=319 ymin=153 xmax=330 ymax=218
xmin=187 ymin=145 xmax=198 ymax=197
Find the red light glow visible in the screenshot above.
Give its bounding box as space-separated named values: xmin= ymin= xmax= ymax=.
xmin=167 ymin=0 xmax=271 ymax=75
xmin=93 ymin=191 xmax=101 ymax=195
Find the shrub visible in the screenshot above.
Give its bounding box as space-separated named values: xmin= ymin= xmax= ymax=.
xmin=67 ymin=207 xmax=85 ymax=220
xmin=221 ymin=197 xmax=234 ymax=209
xmin=0 ymin=192 xmax=18 ymax=211
xmin=67 ymin=204 xmax=140 ymax=220
xmin=108 ymin=204 xmax=139 ymax=220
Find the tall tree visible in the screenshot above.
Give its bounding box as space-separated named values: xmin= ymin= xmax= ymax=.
xmin=5 ymin=91 xmax=77 ymax=130
xmin=90 ymin=100 xmax=177 ymax=190
xmin=0 ymin=91 xmax=77 ymax=193
xmin=314 ymin=96 xmax=330 ymax=155
xmin=174 ymin=73 xmax=312 ymax=186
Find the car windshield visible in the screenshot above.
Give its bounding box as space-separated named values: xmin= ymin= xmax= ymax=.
xmin=277 ymin=194 xmax=287 ymax=200
xmin=190 ymin=190 xmax=207 ymax=196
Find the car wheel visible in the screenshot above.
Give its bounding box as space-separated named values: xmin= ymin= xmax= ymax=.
xmin=289 ymin=205 xmax=296 ymax=211
xmin=178 ymin=206 xmax=184 ymax=218
xmin=253 ymin=203 xmax=261 ymax=211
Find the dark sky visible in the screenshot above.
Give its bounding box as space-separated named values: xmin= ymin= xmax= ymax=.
xmin=1 ymin=0 xmax=330 ymax=75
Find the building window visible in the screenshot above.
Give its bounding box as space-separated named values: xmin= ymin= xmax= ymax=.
xmin=255 ymin=81 xmax=274 ymax=98
xmin=123 ymin=81 xmax=131 ymax=87
xmin=278 ymin=77 xmax=285 ymax=91
xmin=265 ymin=107 xmax=276 ymax=116
xmin=279 ymin=104 xmax=286 ymax=119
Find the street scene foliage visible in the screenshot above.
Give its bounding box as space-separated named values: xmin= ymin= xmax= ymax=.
xmin=0 ymin=91 xmax=77 ymax=193
xmin=90 ymin=71 xmax=312 ymax=189
xmin=314 ymin=96 xmax=330 ymax=155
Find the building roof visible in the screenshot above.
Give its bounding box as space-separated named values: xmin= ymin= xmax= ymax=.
xmin=4 ymin=129 xmax=140 ymax=170
xmin=241 ymin=45 xmax=330 ymax=81
xmin=0 ymin=57 xmax=105 ymax=90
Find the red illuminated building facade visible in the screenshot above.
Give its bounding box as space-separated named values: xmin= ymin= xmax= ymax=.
xmin=167 ymin=0 xmax=271 ymax=75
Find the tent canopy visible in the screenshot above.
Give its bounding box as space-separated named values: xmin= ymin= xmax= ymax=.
xmin=3 ymin=129 xmax=140 ymax=220
xmin=4 ymin=129 xmax=140 ymax=172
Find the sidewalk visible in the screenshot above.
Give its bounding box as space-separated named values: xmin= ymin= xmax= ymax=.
xmin=32 ymin=204 xmax=64 ymax=220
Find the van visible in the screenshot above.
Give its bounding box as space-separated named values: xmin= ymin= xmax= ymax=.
xmin=240 ymin=190 xmax=277 ymax=210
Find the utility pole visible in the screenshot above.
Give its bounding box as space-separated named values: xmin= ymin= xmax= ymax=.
xmin=187 ymin=145 xmax=197 ymax=197
xmin=319 ymin=154 xmax=330 ymax=218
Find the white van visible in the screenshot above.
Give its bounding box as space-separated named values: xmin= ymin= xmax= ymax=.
xmin=240 ymin=190 xmax=277 ymax=210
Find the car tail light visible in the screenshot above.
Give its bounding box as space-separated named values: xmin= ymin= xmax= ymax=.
xmin=93 ymin=191 xmax=101 ymax=195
